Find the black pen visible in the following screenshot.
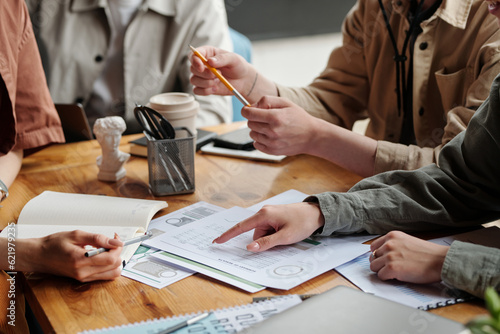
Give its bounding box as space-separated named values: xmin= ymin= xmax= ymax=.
xmin=157 ymin=312 xmax=211 ymax=334
xmin=85 ymin=231 xmax=153 ymax=257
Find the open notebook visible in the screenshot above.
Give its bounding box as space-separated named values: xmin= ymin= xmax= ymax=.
xmin=0 ymin=191 xmax=167 ymax=262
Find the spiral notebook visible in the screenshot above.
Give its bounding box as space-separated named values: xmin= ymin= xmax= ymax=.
xmin=335 ymin=251 xmax=473 ymax=310
xmin=79 ymin=295 xmax=302 ymax=334
xmin=335 ymin=226 xmax=500 ymax=310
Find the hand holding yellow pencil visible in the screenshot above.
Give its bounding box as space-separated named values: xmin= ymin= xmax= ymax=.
xmin=189 ymin=45 xmax=251 ymax=107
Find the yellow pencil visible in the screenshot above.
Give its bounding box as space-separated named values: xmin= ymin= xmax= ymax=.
xmin=189 ymin=45 xmax=251 ymax=107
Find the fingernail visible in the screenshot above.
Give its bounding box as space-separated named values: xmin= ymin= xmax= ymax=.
xmin=208 ymin=57 xmax=217 ymax=64
xmin=247 ymin=242 xmax=260 ymax=252
xmin=108 ymin=239 xmax=123 ymax=247
xmin=212 ymin=237 xmax=219 ymax=244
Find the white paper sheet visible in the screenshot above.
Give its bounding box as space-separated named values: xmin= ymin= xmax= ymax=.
xmin=122 ymin=202 xmax=223 ymax=288
xmin=334 ymin=228 xmax=500 ymax=309
xmin=335 ymin=252 xmax=464 ymax=310
xmin=151 ymin=252 xmax=265 ymax=293
xmin=144 ymin=206 xmax=371 ymax=290
xmin=247 ymin=189 xmax=308 ymax=212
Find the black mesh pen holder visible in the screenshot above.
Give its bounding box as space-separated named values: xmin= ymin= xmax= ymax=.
xmin=147 ymin=128 xmax=195 ymax=195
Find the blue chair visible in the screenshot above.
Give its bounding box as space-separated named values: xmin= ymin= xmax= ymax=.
xmin=229 ymin=28 xmax=252 ymax=122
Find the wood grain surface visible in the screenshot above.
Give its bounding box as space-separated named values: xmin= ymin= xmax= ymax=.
xmin=1 ymin=124 xmax=487 ymax=333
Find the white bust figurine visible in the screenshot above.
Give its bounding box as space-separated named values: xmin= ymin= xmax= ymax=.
xmin=94 ymin=116 xmax=130 ymax=182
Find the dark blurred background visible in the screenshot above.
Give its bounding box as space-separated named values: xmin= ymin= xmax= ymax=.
xmin=224 ymin=0 xmax=356 ymax=40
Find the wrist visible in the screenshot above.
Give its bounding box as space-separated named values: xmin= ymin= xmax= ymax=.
xmin=304 ymin=118 xmax=332 ymax=157
xmin=14 ymin=238 xmax=42 ymax=272
xmin=244 ymin=68 xmax=277 ymax=104
xmin=304 ymin=201 xmax=325 ymax=234
xmin=433 ymin=244 xmax=450 ymax=277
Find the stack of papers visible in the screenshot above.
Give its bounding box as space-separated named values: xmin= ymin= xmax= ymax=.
xmin=335 ymin=227 xmax=500 ymax=309
xmin=124 ymin=190 xmax=372 ymax=292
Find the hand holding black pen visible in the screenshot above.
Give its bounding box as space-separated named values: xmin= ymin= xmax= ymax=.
xmin=85 ymin=231 xmax=153 ymax=257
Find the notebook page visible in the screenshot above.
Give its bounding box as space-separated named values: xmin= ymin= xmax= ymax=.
xmin=0 ymin=224 xmax=139 ymax=240
xmin=18 ymin=191 xmax=167 ymax=229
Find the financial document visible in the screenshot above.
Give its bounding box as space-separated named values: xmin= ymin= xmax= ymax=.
xmin=144 ymin=206 xmax=371 ymax=290
xmin=122 ymin=201 xmax=223 ymax=288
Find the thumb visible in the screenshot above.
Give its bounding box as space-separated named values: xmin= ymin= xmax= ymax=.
xmin=254 ymin=96 xmax=293 ymax=110
xmin=207 ymin=52 xmax=240 ymax=69
xmin=247 ymin=234 xmax=281 ymax=252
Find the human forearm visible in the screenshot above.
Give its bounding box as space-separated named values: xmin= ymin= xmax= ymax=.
xmin=243 ymin=68 xmax=278 ymax=105
xmin=0 ymin=150 xmax=23 ymax=187
xmin=312 ymin=163 xmax=500 ymax=236
xmin=0 ymin=236 xmax=40 ymax=272
xmin=307 ymin=119 xmax=377 ymax=177
xmin=1 ymin=236 xmax=66 ymax=273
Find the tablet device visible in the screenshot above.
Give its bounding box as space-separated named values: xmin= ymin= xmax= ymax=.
xmin=195 ymin=129 xmax=217 ymax=151
xmin=200 ymin=143 xmax=286 ymax=162
xmin=55 ymin=103 xmax=93 ymax=142
xmin=241 ymin=286 xmax=466 ymax=334
xmin=212 ymin=127 xmax=254 ymax=151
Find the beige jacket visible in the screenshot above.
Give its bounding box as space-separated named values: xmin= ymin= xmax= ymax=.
xmin=26 ymin=0 xmax=232 ymax=133
xmin=278 ymin=0 xmax=500 ymax=174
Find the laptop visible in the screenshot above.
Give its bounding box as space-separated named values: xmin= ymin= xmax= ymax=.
xmin=241 ymin=286 xmax=467 ymax=334
xmin=55 ymin=103 xmax=93 ymax=142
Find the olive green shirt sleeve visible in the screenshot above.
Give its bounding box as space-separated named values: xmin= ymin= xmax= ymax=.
xmin=442 ymin=241 xmax=500 ymax=298
xmin=306 ymin=74 xmax=500 ymax=297
xmin=309 ymin=74 xmax=500 ymax=235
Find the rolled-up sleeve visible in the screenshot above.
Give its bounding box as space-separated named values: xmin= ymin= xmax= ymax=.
xmin=442 ymin=241 xmax=500 ymax=298
xmin=309 ymin=73 xmax=500 ymax=235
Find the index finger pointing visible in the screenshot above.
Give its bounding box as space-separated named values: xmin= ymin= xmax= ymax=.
xmin=212 ymin=214 xmax=261 ymax=244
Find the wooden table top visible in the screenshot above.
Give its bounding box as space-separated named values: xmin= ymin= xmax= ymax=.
xmin=2 ymin=123 xmax=488 ymax=333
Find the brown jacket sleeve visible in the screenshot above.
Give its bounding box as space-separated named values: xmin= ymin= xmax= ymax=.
xmin=0 ymin=0 xmax=64 ymax=155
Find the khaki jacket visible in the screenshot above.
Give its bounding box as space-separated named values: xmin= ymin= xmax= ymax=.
xmin=278 ymin=0 xmax=500 ymax=174
xmin=26 ymin=0 xmax=233 ymax=133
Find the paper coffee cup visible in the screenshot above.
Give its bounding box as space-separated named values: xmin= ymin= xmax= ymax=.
xmin=149 ymin=93 xmax=199 ymax=135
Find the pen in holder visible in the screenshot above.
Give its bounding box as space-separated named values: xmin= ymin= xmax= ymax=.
xmin=147 ymin=127 xmax=195 ymax=195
